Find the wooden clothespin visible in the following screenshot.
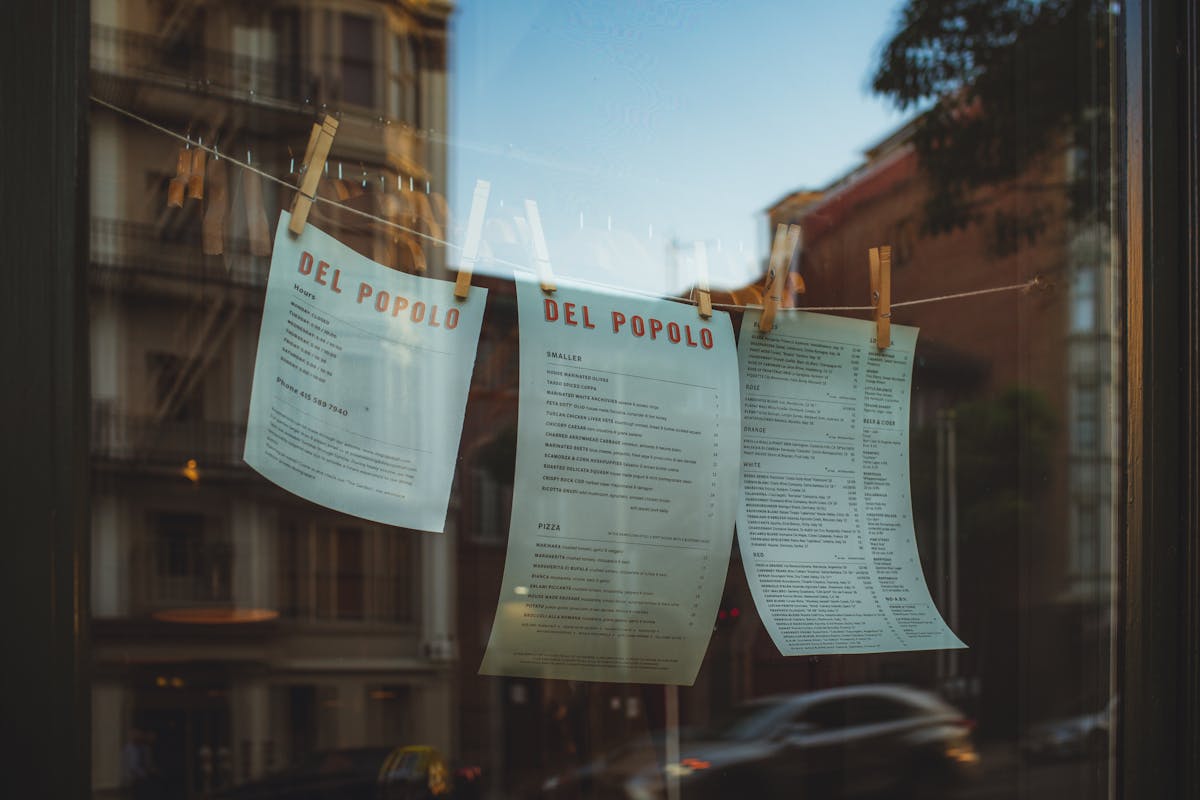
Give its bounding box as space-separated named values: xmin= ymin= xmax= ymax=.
xmin=868 ymin=245 xmax=892 ymax=349
xmin=524 ymin=199 xmax=557 ymax=293
xmin=202 ymin=156 xmax=228 ymax=256
xmin=243 ymin=150 xmax=271 ymax=256
xmin=454 ymin=179 xmax=491 ymax=300
xmin=288 ymin=115 xmax=339 ymax=235
xmin=758 ymin=223 xmax=801 ymax=333
xmin=186 ymin=137 xmax=207 ymax=200
xmin=167 ymin=146 xmax=190 ymax=208
xmin=694 ymin=241 xmax=712 ymax=319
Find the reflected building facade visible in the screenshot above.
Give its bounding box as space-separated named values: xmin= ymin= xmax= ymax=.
xmin=88 ymin=1 xmax=455 ymax=796
xmin=764 ymin=118 xmax=1117 ymax=735
xmin=84 ymin=2 xmax=1121 ymax=797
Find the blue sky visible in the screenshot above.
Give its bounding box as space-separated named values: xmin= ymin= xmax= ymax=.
xmin=448 ymin=0 xmax=913 ymax=293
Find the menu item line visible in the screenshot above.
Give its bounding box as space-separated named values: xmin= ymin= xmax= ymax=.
xmin=559 ymin=364 xmax=718 ymax=391
xmin=274 ymin=396 xmax=431 ymax=453
xmin=540 ymin=534 xmax=710 ymax=551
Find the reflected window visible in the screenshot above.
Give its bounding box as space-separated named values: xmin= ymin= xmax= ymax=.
xmin=1072 ymin=503 xmax=1100 ymax=578
xmin=1072 ymin=267 xmax=1097 ymax=333
xmin=278 ymin=520 xmax=413 ymax=622
xmin=1073 ymin=386 xmax=1100 ymax=452
xmin=367 ymin=686 xmax=410 ymax=743
xmin=147 ymin=351 xmax=203 ymax=422
xmin=845 ymin=696 xmax=914 ymax=725
xmin=802 ymin=699 xmax=850 ymax=730
xmin=154 ymin=512 xmax=204 ymax=578
xmin=336 ymin=525 xmax=364 ymax=620
xmin=389 ymin=33 xmax=416 ymax=122
xmin=341 ymin=14 xmax=375 ymax=108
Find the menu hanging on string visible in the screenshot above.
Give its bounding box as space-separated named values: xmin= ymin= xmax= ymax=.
xmin=244 ymin=212 xmax=485 ymax=532
xmin=480 ymin=279 xmax=741 ymax=685
xmin=736 ymin=309 xmax=965 ymax=655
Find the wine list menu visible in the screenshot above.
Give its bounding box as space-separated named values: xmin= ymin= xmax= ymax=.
xmin=244 ymin=212 xmax=485 ymax=532
xmin=480 ymin=279 xmax=741 ymax=685
xmin=736 ymin=309 xmax=965 ymax=655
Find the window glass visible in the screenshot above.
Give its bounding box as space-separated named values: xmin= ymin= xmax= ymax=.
xmin=341 ymin=13 xmax=375 ymax=108
xmin=87 ymin=2 xmax=1118 ymax=798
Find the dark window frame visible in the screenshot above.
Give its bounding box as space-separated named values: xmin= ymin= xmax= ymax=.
xmin=1118 ymin=0 xmax=1200 ymax=797
xmin=2 ymin=0 xmax=1199 ymax=797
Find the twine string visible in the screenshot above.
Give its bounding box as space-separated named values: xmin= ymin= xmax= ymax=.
xmin=90 ymin=95 xmax=1045 ymax=312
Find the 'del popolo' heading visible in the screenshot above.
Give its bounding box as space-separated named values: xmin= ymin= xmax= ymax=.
xmin=542 ymin=297 xmax=714 ymax=349
xmin=295 ymin=250 xmax=462 ymax=330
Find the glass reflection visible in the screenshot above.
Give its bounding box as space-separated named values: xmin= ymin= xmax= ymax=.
xmin=88 ymin=1 xmax=1116 ymax=798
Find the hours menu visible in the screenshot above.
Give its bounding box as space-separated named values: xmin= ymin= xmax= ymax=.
xmin=480 ymin=279 xmax=740 ymax=685
xmin=736 ymin=310 xmax=964 ymax=655
xmin=243 ymin=212 xmax=485 ymax=532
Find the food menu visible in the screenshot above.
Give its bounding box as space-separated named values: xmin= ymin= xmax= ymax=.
xmin=736 ymin=309 xmax=965 ymax=655
xmin=244 ymin=213 xmax=486 ymax=532
xmin=480 ymin=279 xmax=741 ymax=685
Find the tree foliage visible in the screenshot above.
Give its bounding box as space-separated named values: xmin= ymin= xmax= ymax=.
xmin=872 ymin=0 xmax=1112 ymax=238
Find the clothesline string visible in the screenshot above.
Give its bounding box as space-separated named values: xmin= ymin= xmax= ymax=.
xmin=90 ymin=94 xmax=1045 ymax=312
xmin=781 ymin=278 xmax=1042 ymax=313
xmin=90 ymin=95 xmax=455 ymax=251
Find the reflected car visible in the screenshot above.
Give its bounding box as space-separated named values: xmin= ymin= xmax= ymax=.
xmin=378 ymin=745 xmax=482 ymax=800
xmin=584 ymin=685 xmax=979 ymax=800
xmin=1020 ymin=696 xmax=1115 ymax=762
xmin=216 ymin=747 xmax=393 ymax=800
xmin=216 ymin=745 xmax=481 ymax=800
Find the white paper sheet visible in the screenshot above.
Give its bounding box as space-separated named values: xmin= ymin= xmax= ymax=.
xmin=736 ymin=309 xmax=965 ymax=655
xmin=480 ymin=279 xmax=741 ymax=685
xmin=244 ymin=213 xmax=485 ymax=532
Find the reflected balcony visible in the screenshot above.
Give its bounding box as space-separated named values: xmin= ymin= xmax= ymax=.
xmin=91 ymin=401 xmax=247 ymax=471
xmin=90 ymin=23 xmax=314 ymax=108
xmin=129 ymin=538 xmax=234 ymax=619
xmin=91 ymin=218 xmax=269 ymax=292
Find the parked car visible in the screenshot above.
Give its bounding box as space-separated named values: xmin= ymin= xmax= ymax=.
xmin=544 ymin=685 xmax=979 ymax=800
xmin=1021 ymin=696 xmax=1115 ymax=762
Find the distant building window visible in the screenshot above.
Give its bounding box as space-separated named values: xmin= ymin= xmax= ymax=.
xmin=1072 ymin=502 xmax=1100 ymax=577
xmin=1072 ymin=386 xmax=1100 ymax=452
xmin=469 ymin=467 xmax=512 ymax=542
xmin=367 ymin=685 xmax=411 ymax=744
xmin=146 ymin=351 xmax=204 ymax=422
xmin=389 ymin=33 xmax=417 ymax=122
xmin=336 ymin=525 xmax=364 ymax=620
xmin=1071 ymin=267 xmax=1097 ymax=333
xmin=155 ymin=512 xmax=204 ymax=577
xmin=279 ymin=521 xmax=413 ymax=622
xmin=341 ymin=14 xmax=375 ymax=107
xmin=140 ymin=512 xmax=230 ymax=610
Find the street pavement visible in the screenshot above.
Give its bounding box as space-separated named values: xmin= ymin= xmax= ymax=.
xmin=955 ymin=742 xmax=1109 ymax=799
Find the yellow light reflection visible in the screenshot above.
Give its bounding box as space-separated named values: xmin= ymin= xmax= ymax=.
xmin=152 ymin=607 xmax=279 ymax=624
xmin=946 ymin=745 xmax=980 ymax=764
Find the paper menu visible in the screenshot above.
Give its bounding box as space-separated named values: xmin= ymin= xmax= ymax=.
xmin=243 ymin=213 xmax=485 ymax=532
xmin=736 ymin=309 xmax=965 ymax=655
xmin=480 ymin=279 xmax=741 ymax=685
